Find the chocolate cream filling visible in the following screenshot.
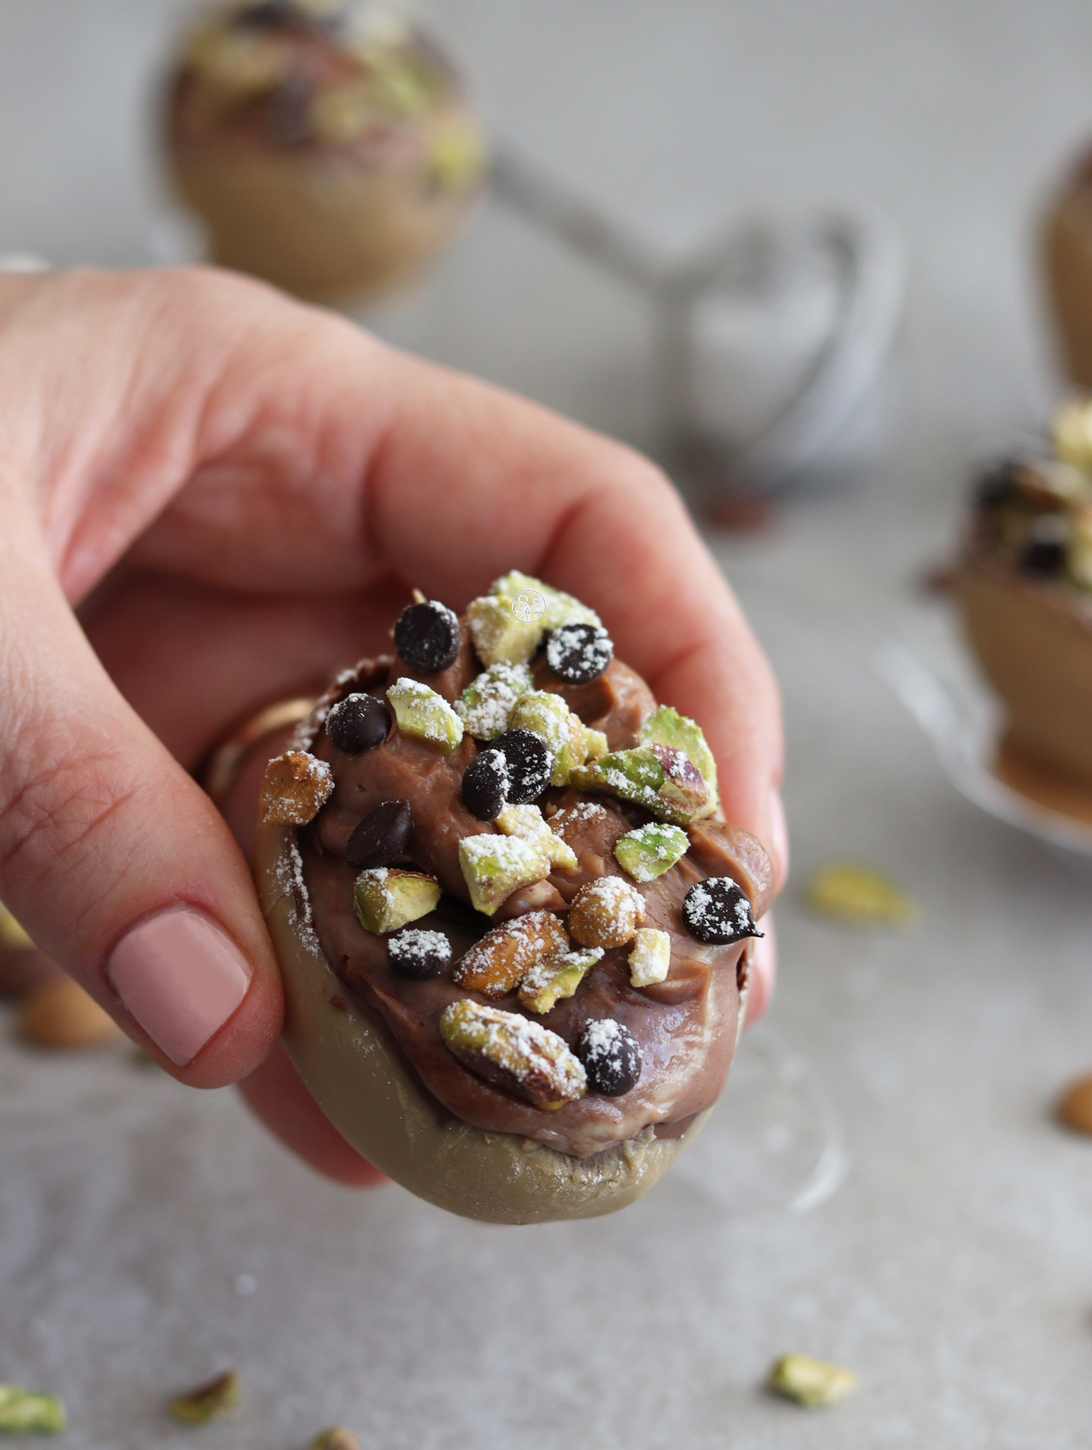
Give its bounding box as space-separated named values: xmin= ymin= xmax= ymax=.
xmin=295 ymin=643 xmax=772 ymax=1160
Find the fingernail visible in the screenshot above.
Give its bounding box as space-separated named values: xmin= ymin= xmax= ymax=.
xmin=107 ymin=906 xmax=252 ymax=1066
xmin=766 ymin=785 xmax=789 ymax=889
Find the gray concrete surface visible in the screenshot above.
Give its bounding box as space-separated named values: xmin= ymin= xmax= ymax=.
xmin=2 ymin=3 xmax=1092 ymax=1445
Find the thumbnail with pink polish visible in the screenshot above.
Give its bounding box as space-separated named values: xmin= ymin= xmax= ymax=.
xmin=107 ymin=906 xmax=252 ymax=1066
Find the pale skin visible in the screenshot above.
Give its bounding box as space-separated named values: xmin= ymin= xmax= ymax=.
xmin=0 ymin=267 xmax=786 ymax=1186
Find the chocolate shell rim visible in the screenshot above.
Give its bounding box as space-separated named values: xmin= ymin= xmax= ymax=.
xmin=252 ymin=819 xmax=751 ymax=1224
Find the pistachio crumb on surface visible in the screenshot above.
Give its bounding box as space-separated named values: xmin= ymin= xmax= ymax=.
xmin=767 ymin=1354 xmax=857 ymax=1408
xmin=1056 ymin=1073 xmax=1092 ymax=1135
xmin=806 ymin=861 xmax=916 ymax=926
xmin=167 ymin=1370 xmax=240 ymax=1424
xmin=309 ymin=1429 xmax=362 ymax=1450
xmin=0 ymin=1385 xmax=66 ymax=1434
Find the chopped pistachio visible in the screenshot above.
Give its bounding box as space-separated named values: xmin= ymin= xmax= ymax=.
xmin=489 ymin=571 xmax=601 ymax=631
xmin=1053 ymin=399 xmax=1092 ymax=474
xmin=454 ymin=910 xmax=569 ymax=997
xmin=614 ymin=822 xmax=690 ymax=882
xmin=430 ymin=118 xmax=486 ymax=190
xmin=0 ymin=1386 xmax=66 ymax=1434
xmin=806 ymin=862 xmax=916 ymax=927
xmin=458 ymin=833 xmax=551 ymax=915
xmin=768 ymin=1355 xmax=856 ymax=1408
xmin=628 ymin=927 xmax=671 ymax=988
xmin=571 ymin=745 xmax=714 ymax=825
xmin=519 ymin=948 xmax=602 ymax=1014
xmin=509 ymin=690 xmax=588 ymax=785
xmin=167 ymin=1370 xmax=240 ymax=1424
xmin=465 ymin=594 xmax=543 ymax=666
xmin=583 ymin=727 xmax=610 ymax=760
xmin=386 ymin=677 xmax=464 ymax=752
xmin=639 ymin=705 xmax=719 ymax=811
xmin=440 ymin=999 xmax=586 ymax=1109
xmin=455 ymin=662 xmax=533 ymax=740
xmin=495 ymin=804 xmax=578 ymax=871
xmin=354 ymin=868 xmax=441 ymax=935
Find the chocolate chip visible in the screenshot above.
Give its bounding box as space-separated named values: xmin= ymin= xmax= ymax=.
xmin=394 ymin=601 xmax=461 ymax=673
xmin=388 ymin=927 xmax=452 ymax=981
xmin=545 ymin=622 xmax=614 ymax=685
xmin=326 ymin=693 xmax=391 ymax=754
xmin=462 ymin=749 xmax=509 ymax=820
xmin=494 ymin=728 xmax=552 ymax=804
xmin=682 ymin=877 xmax=763 ymax=945
xmin=972 ymin=459 xmax=1020 ymax=512
xmin=345 ymin=800 xmax=413 ymax=870
xmin=1020 ymin=517 xmax=1069 ymax=578
xmin=576 ymin=1019 xmax=642 ymax=1096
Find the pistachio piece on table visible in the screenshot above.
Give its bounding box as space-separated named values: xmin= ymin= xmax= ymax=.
xmin=440 ymin=999 xmax=587 ymax=1109
xmin=495 ymin=804 xmax=578 ymax=871
xmin=518 ymin=948 xmax=602 ymax=1014
xmin=453 ymin=910 xmax=568 ymax=998
xmin=18 ymin=978 xmax=121 ymax=1050
xmin=628 ymin=927 xmax=671 ymax=988
xmin=167 ymin=1370 xmax=240 ymax=1424
xmin=568 ymin=877 xmax=644 ymax=950
xmin=0 ymin=1385 xmax=66 ymax=1434
xmin=259 ymin=751 xmax=334 ymax=826
xmin=458 ymin=833 xmax=551 ymax=916
xmin=638 ymin=704 xmax=719 ymax=810
xmin=466 ymin=594 xmax=543 ymax=666
xmin=806 ymin=861 xmax=916 ymax=927
xmin=455 ymin=661 xmax=533 ymax=740
xmin=354 ymin=868 xmax=441 ymax=935
xmin=767 ymin=1354 xmax=856 ymax=1408
xmin=614 ymin=822 xmax=689 ymax=883
xmin=386 ymin=678 xmax=464 ymax=753
xmin=309 ymin=1429 xmax=361 ymax=1450
xmin=508 ymin=690 xmax=587 ymax=785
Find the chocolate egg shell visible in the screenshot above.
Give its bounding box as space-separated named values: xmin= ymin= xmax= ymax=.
xmin=252 ymin=816 xmax=745 ymax=1223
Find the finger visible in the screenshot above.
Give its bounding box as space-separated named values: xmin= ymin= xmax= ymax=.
xmin=238 ymin=1041 xmax=387 ymax=1188
xmin=0 ymin=518 xmax=283 ymax=1086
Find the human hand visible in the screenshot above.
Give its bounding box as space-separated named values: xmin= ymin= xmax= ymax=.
xmin=0 ymin=267 xmax=785 ymax=1183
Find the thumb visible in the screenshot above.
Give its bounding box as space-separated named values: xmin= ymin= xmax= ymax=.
xmin=0 ymin=529 xmax=282 ymax=1087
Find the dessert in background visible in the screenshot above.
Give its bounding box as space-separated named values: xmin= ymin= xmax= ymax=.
xmin=956 ymin=401 xmax=1092 ymax=820
xmin=163 ymin=0 xmax=486 ymax=303
xmin=1044 ymin=148 xmax=1092 ymax=387
xmin=252 ymin=573 xmax=772 ymax=1222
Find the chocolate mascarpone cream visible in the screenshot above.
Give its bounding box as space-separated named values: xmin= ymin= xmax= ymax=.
xmin=163 ymin=0 xmax=485 ymax=303
xmin=283 ymin=586 xmax=772 ymax=1161
xmin=957 ymin=409 xmax=1092 ymax=804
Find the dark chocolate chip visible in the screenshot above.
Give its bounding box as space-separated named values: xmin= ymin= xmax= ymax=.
xmin=576 ymin=1019 xmax=642 ymax=1096
xmin=682 ymin=877 xmax=763 ymax=946
xmin=387 ymin=927 xmax=452 ymax=980
xmin=545 ymin=622 xmax=614 ymax=685
xmin=345 ymin=800 xmax=413 ymax=870
xmin=1020 ymin=517 xmax=1069 ymax=578
xmin=972 ymin=459 xmax=1020 ymax=512
xmin=461 ymin=749 xmax=509 ymax=820
xmin=394 ymin=601 xmax=461 ymax=673
xmin=494 ymin=728 xmax=552 ymax=804
xmin=326 ymin=693 xmax=391 ymax=754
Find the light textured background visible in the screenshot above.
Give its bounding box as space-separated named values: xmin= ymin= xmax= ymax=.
xmin=2 ymin=3 xmax=1092 ymax=1446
